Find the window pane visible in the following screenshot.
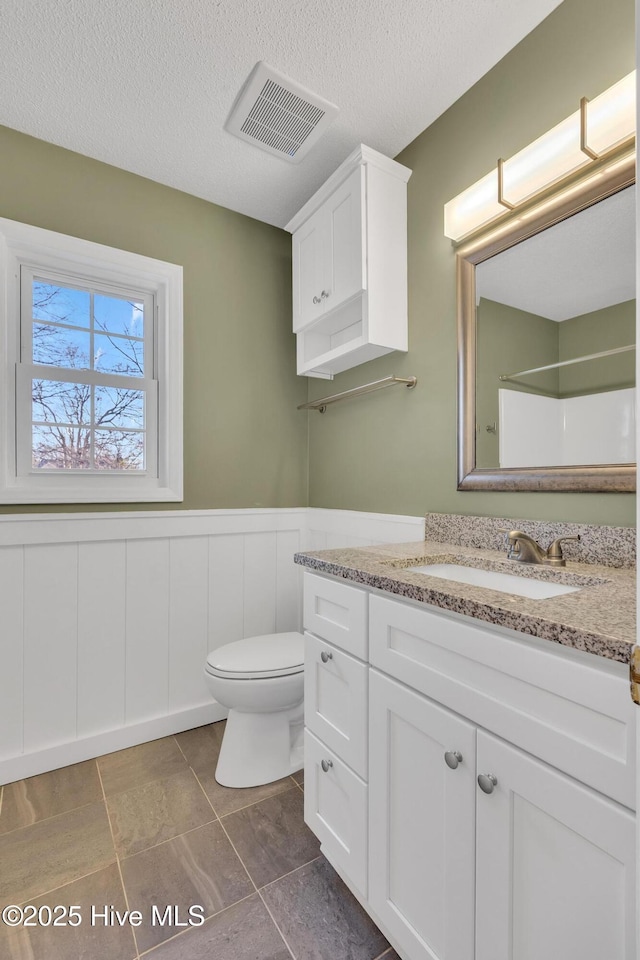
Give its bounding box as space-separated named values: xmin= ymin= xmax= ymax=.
xmin=33 ymin=324 xmax=90 ymax=369
xmin=32 ymin=379 xmax=91 ymax=425
xmin=94 ymin=332 xmax=144 ymax=376
xmin=32 ymin=424 xmax=91 ymax=469
xmin=94 ymin=430 xmax=145 ymax=470
xmin=33 ymin=282 xmax=90 ymax=328
xmin=94 ymin=386 xmax=144 ymax=429
xmin=94 ymin=294 xmax=144 ymax=338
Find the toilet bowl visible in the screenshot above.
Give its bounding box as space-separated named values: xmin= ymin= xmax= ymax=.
xmin=204 ymin=632 xmax=305 ymax=788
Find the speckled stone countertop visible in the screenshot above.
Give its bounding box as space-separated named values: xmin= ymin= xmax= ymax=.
xmin=294 ymin=538 xmax=636 ymax=664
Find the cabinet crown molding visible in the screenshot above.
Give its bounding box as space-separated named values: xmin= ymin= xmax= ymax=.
xmin=285 ymin=143 xmax=412 ymax=234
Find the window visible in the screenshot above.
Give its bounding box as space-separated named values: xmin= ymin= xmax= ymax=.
xmin=0 ymin=219 xmax=183 ymax=503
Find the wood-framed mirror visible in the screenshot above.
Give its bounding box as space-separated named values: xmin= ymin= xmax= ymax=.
xmin=456 ymin=150 xmax=636 ymax=492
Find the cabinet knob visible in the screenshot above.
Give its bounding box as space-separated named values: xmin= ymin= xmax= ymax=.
xmin=321 ymin=759 xmax=333 ymax=773
xmin=313 ymin=295 xmax=322 ymax=304
xmin=477 ymin=773 xmax=498 ymax=794
xmin=320 ymin=650 xmax=333 ymax=663
xmin=320 ymin=290 xmax=330 ymax=300
xmin=444 ymin=750 xmax=463 ymax=770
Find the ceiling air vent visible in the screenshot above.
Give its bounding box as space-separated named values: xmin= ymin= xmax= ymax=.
xmin=225 ymin=61 xmax=338 ymax=163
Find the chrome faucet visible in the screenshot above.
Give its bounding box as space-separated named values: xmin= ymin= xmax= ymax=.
xmin=504 ymin=530 xmax=581 ymax=567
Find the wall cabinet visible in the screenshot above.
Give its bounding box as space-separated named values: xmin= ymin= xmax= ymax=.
xmin=302 ymin=571 xmax=636 ymax=960
xmin=286 ymin=145 xmax=411 ymax=379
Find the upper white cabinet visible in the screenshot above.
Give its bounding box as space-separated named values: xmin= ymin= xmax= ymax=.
xmin=286 ymin=145 xmax=411 ymax=379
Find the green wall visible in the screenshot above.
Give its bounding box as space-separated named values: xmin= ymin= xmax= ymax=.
xmin=559 ymin=300 xmax=635 ymax=395
xmin=476 ymin=299 xmax=559 ymax=468
xmin=307 ymin=0 xmax=636 ymax=526
xmin=0 ymin=126 xmax=308 ymax=512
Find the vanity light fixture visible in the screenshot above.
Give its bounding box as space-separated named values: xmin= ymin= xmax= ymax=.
xmin=444 ymin=71 xmax=636 ymax=241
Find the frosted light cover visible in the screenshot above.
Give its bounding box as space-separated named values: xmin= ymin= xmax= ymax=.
xmin=586 ymin=72 xmax=636 ymax=157
xmin=443 ymin=71 xmax=636 ymax=241
xmin=501 ymin=111 xmax=589 ymax=206
xmin=444 ymin=169 xmax=503 ymax=241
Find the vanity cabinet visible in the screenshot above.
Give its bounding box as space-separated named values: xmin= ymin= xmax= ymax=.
xmin=302 ymin=571 xmax=637 ymax=960
xmin=303 ymin=573 xmax=369 ymax=896
xmin=286 ymin=145 xmax=411 ymax=379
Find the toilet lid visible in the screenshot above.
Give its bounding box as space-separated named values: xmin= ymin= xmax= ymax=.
xmin=205 ymin=632 xmax=305 ymax=679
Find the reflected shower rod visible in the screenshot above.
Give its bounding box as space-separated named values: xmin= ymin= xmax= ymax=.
xmin=499 ymin=345 xmax=635 ymax=382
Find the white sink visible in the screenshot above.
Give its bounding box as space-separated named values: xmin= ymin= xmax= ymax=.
xmin=408 ymin=563 xmax=581 ymax=600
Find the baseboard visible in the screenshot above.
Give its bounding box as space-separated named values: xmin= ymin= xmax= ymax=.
xmin=0 ymin=702 xmax=228 ymax=786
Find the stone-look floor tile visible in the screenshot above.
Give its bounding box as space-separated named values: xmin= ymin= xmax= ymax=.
xmin=107 ymin=769 xmax=215 ymax=858
xmin=174 ymin=722 xmax=225 ymax=774
xmin=98 ymin=736 xmax=187 ymax=798
xmin=144 ymin=893 xmax=290 ymax=960
xmin=291 ymin=768 xmax=304 ymax=786
xmin=262 ymin=856 xmax=389 ymax=960
xmin=0 ymin=760 xmax=102 ymax=835
xmin=119 ymin=820 xmax=253 ymax=952
xmin=377 ymin=951 xmax=401 ymax=959
xmin=177 ymin=721 xmax=296 ymax=817
xmin=195 ymin=767 xmax=297 ymax=819
xmin=222 ymin=786 xmax=320 ymax=888
xmin=0 ymin=801 xmax=115 ymax=904
xmin=0 ymin=863 xmax=136 ymax=960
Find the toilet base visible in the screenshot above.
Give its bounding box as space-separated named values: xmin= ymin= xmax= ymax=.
xmin=215 ymin=702 xmax=304 ymax=788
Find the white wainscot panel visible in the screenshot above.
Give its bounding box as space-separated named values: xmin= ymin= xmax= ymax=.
xmin=77 ymin=540 xmax=126 ymax=738
xmin=125 ymin=538 xmax=171 ymax=724
xmin=276 ymin=528 xmax=302 ymax=633
xmin=208 ymin=534 xmax=245 ymax=650
xmin=0 ymin=508 xmax=419 ymax=783
xmin=169 ymin=536 xmax=210 ymax=711
xmin=0 ymin=546 xmax=24 ymax=760
xmin=23 ymin=543 xmax=78 ymax=752
xmin=244 ymin=531 xmax=278 ymax=638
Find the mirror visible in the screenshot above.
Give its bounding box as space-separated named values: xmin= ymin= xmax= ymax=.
xmin=456 ymin=154 xmax=636 ymax=492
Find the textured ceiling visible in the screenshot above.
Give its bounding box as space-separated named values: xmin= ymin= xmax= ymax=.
xmin=476 ymin=185 xmax=636 ymax=321
xmin=0 ymin=0 xmax=562 ymax=227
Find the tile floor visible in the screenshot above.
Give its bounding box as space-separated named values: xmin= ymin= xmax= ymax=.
xmin=0 ymin=721 xmax=399 ymax=960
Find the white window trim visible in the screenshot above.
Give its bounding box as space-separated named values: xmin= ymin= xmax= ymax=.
xmin=0 ymin=218 xmax=183 ymax=503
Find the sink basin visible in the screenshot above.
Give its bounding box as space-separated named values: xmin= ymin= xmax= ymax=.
xmin=407 ymin=563 xmax=581 ymax=599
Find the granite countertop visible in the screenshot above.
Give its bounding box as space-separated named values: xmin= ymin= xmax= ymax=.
xmin=294 ymin=538 xmax=636 ymax=664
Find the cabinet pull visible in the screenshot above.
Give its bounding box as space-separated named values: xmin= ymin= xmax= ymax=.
xmin=477 ymin=773 xmax=498 ymax=794
xmin=320 ymin=650 xmax=333 ymax=663
xmin=321 ymin=759 xmax=333 ymax=773
xmin=444 ymin=750 xmax=463 ymax=770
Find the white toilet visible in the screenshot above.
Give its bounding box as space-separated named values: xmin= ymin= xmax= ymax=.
xmin=203 ymin=632 xmax=305 ymax=788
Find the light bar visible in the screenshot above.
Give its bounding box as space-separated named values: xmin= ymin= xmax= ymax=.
xmin=444 ymin=71 xmax=636 ymax=241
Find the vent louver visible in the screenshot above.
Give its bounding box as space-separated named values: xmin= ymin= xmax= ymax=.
xmin=226 ymin=62 xmax=338 ymax=163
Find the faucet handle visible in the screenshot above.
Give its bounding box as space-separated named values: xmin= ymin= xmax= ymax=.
xmin=545 ymin=534 xmax=581 ymax=566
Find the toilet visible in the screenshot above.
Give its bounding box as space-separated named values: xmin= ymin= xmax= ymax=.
xmin=203 ymin=632 xmax=305 ymax=788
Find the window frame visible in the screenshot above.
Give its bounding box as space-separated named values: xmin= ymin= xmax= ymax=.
xmin=0 ymin=218 xmax=183 ymax=503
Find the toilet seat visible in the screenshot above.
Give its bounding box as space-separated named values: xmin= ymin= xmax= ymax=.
xmin=205 ymin=632 xmax=304 ymax=680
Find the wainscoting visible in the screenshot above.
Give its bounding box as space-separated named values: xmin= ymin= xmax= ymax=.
xmin=0 ymin=508 xmax=423 ymax=784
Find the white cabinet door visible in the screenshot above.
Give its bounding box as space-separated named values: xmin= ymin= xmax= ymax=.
xmin=292 ymin=206 xmax=328 ymax=331
xmin=304 ymin=632 xmax=368 ymax=779
xmin=324 ymin=166 xmax=365 ymax=312
xmin=476 ymin=731 xmax=636 ymax=960
xmin=292 ymin=167 xmax=364 ymax=332
xmin=304 ymin=729 xmax=368 ymax=897
xmin=369 ymin=670 xmax=476 ymax=960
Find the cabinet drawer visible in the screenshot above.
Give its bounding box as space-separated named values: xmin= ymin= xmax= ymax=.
xmin=304 ymin=632 xmax=368 ymax=778
xmin=304 ymin=729 xmax=368 ymax=897
xmin=303 ymin=572 xmax=368 ymax=659
xmin=369 ymin=594 xmax=635 ymax=808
